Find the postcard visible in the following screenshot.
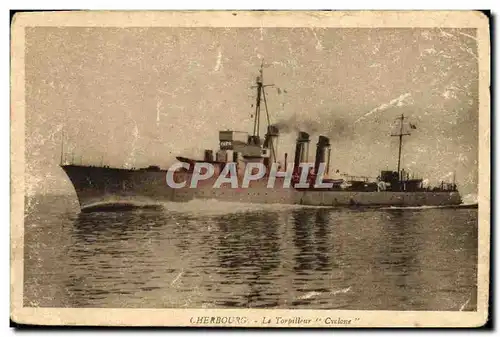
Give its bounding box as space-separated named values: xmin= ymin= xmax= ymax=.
xmin=10 ymin=10 xmax=490 ymax=327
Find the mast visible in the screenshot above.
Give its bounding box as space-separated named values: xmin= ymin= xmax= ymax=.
xmin=251 ymin=60 xmax=276 ymax=160
xmin=60 ymin=127 xmax=64 ymax=165
xmin=252 ymin=64 xmax=263 ymax=137
xmin=391 ymin=114 xmax=411 ymax=180
xmin=252 ymin=60 xmax=274 ymax=137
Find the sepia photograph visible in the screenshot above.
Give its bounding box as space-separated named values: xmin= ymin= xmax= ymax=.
xmin=10 ymin=10 xmax=490 ymax=327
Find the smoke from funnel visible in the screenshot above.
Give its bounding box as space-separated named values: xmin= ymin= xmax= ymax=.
xmin=273 ymin=113 xmax=355 ymax=141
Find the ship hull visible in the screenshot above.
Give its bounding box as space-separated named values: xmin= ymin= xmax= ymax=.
xmin=61 ymin=165 xmax=175 ymax=209
xmin=62 ymin=165 xmax=462 ymax=210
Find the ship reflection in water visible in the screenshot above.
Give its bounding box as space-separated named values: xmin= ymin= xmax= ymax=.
xmin=24 ymin=196 xmax=477 ymax=310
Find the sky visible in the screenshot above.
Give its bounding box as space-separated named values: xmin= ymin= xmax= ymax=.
xmin=24 ymin=27 xmax=478 ymax=196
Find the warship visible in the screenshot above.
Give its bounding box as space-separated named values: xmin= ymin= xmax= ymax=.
xmin=61 ymin=64 xmax=462 ymax=210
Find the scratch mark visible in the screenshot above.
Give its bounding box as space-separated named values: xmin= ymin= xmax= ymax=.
xmin=157 ymin=88 xmax=180 ymax=97
xmin=438 ymin=29 xmax=478 ymax=59
xmin=355 ymin=93 xmax=413 ymax=124
xmin=297 ymin=286 xmax=351 ymax=300
xmin=214 ymin=47 xmax=223 ymax=72
xmin=423 ymin=48 xmax=437 ymax=55
xmin=124 ymin=120 xmax=139 ymax=169
xmin=459 ymin=45 xmax=478 ymax=60
xmin=171 ymin=270 xmax=184 ymax=286
xmin=456 ymin=31 xmax=477 ymax=41
xmin=310 ymin=28 xmax=323 ymax=51
xmin=438 ymin=28 xmax=455 ymax=39
xmin=459 ymin=296 xmax=471 ymax=311
xmin=298 ymin=291 xmax=321 ymax=300
xmin=156 ymin=97 xmax=162 ymax=126
xmin=331 ymin=286 xmax=352 ymax=295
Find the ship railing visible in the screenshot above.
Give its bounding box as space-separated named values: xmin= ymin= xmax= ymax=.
xmin=340 ymin=174 xmax=378 ymax=183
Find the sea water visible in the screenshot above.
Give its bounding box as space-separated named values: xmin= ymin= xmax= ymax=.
xmin=23 ymin=195 xmax=478 ymax=310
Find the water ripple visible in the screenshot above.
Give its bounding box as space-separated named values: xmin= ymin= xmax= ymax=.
xmin=23 ymin=195 xmax=478 ymax=310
